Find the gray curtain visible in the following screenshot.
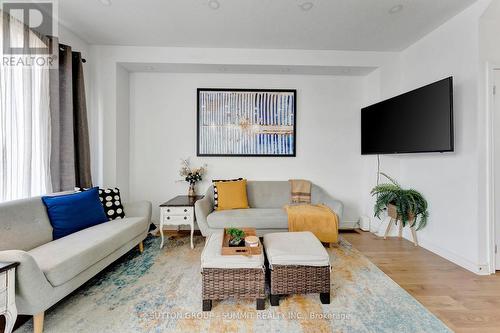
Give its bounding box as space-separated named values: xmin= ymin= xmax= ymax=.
xmin=72 ymin=51 xmax=92 ymax=188
xmin=50 ymin=41 xmax=92 ymax=191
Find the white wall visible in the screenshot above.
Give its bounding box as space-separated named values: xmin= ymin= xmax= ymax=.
xmin=88 ymin=45 xmax=397 ymax=194
xmin=480 ymin=0 xmax=500 ymax=65
xmin=58 ymin=25 xmax=89 ymax=59
xmin=363 ymin=0 xmax=493 ymax=274
xmin=480 ymin=0 xmax=500 ymax=271
xmin=480 ymin=20 xmax=500 ymax=65
xmin=129 ymin=73 xmax=365 ymax=224
xmin=116 ymin=65 xmax=131 ymax=202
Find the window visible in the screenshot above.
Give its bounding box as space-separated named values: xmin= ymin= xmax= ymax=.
xmin=0 ymin=12 xmax=52 ymax=202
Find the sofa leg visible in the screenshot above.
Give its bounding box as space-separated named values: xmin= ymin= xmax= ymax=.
xmin=33 ymin=312 xmax=44 ymax=333
xmin=138 ymin=241 xmax=144 ymax=253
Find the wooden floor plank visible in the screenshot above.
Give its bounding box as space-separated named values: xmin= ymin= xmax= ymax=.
xmin=342 ymin=230 xmax=500 ymax=332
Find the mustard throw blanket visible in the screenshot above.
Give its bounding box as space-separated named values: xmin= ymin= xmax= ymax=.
xmin=284 ymin=204 xmax=339 ymax=243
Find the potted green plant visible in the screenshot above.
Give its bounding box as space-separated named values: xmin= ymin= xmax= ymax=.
xmin=226 ymin=228 xmax=246 ymax=247
xmin=371 ymin=173 xmax=429 ymax=231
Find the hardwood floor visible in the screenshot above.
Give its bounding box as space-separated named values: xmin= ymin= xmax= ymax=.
xmin=342 ymin=230 xmax=500 ymax=333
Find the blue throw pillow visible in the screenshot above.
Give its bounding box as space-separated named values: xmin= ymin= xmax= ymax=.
xmin=42 ymin=187 xmax=109 ymax=239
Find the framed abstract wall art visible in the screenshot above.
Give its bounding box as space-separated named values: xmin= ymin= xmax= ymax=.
xmin=197 ymin=88 xmax=296 ymax=157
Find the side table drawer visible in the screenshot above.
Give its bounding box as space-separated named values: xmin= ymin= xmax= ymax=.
xmin=0 ymin=272 xmax=6 ymax=290
xmin=162 ymin=207 xmax=193 ymax=216
xmin=163 ymin=215 xmax=193 ymax=225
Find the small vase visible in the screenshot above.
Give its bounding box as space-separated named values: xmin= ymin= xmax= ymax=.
xmin=188 ymin=184 xmax=196 ymax=197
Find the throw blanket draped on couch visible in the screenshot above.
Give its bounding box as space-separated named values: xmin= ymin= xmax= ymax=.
xmin=284 ymin=204 xmax=339 ymax=243
xmin=289 ymin=179 xmax=312 ymax=204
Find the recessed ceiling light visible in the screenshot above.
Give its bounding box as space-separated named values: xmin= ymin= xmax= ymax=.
xmin=98 ymin=0 xmax=112 ymax=6
xmin=389 ymin=4 xmax=404 ymax=14
xmin=208 ymin=0 xmax=220 ymax=10
xmin=298 ymin=2 xmax=314 ymax=11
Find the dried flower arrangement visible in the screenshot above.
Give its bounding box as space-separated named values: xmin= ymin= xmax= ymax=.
xmin=179 ymin=158 xmax=207 ymax=196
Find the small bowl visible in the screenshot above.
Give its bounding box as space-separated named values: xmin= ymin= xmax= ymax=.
xmin=245 ymin=235 xmax=259 ymax=247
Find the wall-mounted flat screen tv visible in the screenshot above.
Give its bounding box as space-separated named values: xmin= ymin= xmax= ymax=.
xmin=361 ymin=77 xmax=454 ymax=155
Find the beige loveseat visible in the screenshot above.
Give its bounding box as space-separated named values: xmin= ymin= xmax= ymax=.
xmin=195 ymin=181 xmax=344 ymax=236
xmin=0 ymin=195 xmax=152 ymax=333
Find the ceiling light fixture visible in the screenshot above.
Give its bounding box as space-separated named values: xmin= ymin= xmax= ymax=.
xmin=298 ymin=2 xmax=314 ymax=11
xmin=208 ymin=0 xmax=220 ymax=10
xmin=98 ymin=0 xmax=112 ymax=6
xmin=389 ymin=4 xmax=404 ymax=14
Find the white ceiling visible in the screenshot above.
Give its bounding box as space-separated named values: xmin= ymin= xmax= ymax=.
xmin=119 ymin=63 xmax=377 ymax=75
xmin=59 ymin=0 xmax=478 ymax=51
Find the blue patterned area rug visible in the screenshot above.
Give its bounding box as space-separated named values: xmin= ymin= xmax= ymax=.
xmin=18 ymin=235 xmax=451 ymax=333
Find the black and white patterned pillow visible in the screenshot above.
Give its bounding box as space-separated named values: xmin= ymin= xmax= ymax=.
xmin=98 ymin=188 xmax=125 ymax=220
xmin=212 ymin=178 xmax=243 ymax=210
xmin=75 ymin=187 xmax=125 ymax=220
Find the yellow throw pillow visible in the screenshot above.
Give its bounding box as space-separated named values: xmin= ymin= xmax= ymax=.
xmin=213 ymin=179 xmax=249 ymax=211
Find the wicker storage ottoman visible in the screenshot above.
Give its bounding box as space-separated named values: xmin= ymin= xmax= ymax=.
xmin=263 ymin=231 xmax=331 ymax=306
xmin=201 ymin=232 xmax=266 ymax=311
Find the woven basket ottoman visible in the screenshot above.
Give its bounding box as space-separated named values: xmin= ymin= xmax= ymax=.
xmin=201 ymin=231 xmax=266 ymax=311
xmin=263 ymin=231 xmax=331 ymax=306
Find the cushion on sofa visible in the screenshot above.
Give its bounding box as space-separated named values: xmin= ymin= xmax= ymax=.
xmin=29 ymin=216 xmax=148 ymax=287
xmin=246 ymin=181 xmax=291 ymax=208
xmin=76 ymin=187 xmax=126 ymax=220
xmin=213 ymin=179 xmax=249 ymax=211
xmin=207 ymin=208 xmax=288 ymax=230
xmin=99 ymin=188 xmax=126 ymax=220
xmin=42 ymin=187 xmax=108 ymax=239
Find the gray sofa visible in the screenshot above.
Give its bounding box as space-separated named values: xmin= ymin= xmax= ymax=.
xmin=0 ymin=195 xmax=152 ymax=333
xmin=195 ymin=181 xmax=343 ymax=236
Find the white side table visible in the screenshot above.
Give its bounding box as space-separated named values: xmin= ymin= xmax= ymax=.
xmin=159 ymin=195 xmax=204 ymax=250
xmin=1 ymin=262 xmax=19 ymax=333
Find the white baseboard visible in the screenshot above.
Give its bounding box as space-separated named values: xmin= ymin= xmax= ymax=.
xmin=402 ymin=232 xmax=490 ymax=275
xmin=339 ymin=220 xmax=359 ymax=230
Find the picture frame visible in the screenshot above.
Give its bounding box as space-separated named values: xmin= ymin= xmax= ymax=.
xmin=197 ymin=88 xmax=297 ymax=157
